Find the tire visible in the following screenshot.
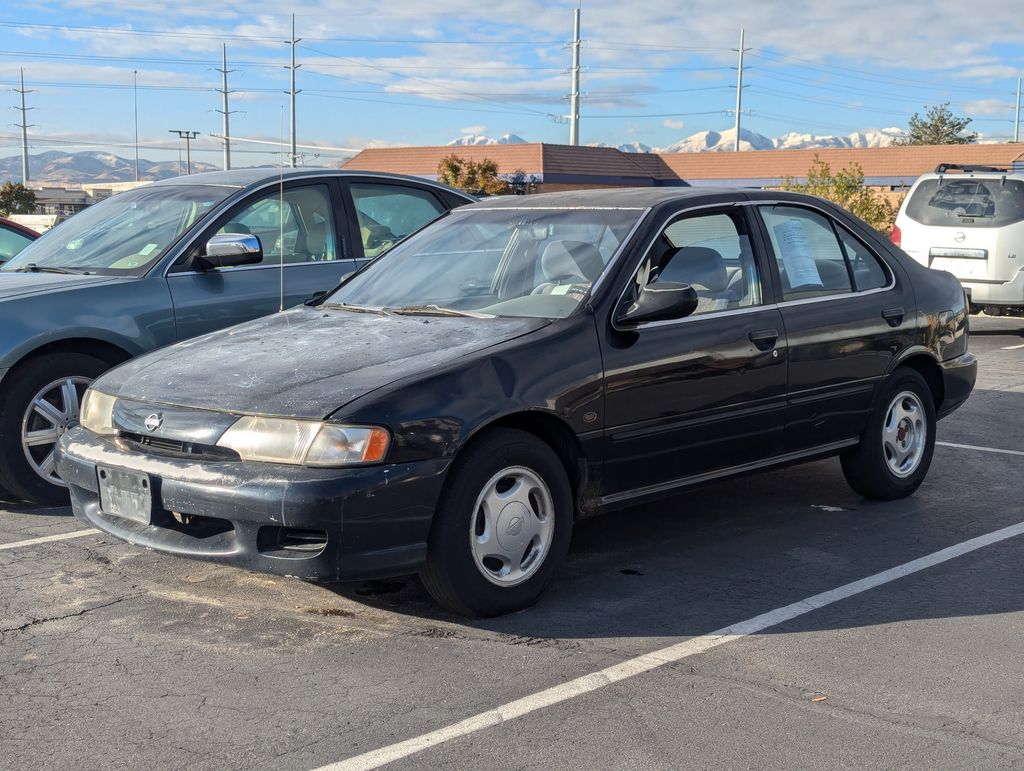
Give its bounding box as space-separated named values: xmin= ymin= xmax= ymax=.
xmin=841 ymin=367 xmax=936 ymax=500
xmin=0 ymin=352 xmax=111 ymax=505
xmin=420 ymin=428 xmax=574 ymax=617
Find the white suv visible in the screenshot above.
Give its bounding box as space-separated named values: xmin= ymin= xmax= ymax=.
xmin=892 ymin=163 xmax=1024 ymax=316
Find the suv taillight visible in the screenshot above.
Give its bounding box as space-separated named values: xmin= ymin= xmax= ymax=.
xmin=889 ymin=224 xmax=902 ymax=247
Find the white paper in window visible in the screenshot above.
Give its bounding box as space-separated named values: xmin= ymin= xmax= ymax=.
xmin=773 ymin=219 xmax=822 ymax=287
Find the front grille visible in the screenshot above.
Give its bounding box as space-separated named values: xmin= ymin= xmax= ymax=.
xmin=118 ymin=432 xmax=240 ymax=461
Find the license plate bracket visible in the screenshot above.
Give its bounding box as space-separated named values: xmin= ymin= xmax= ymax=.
xmin=97 ymin=466 xmax=153 ymax=525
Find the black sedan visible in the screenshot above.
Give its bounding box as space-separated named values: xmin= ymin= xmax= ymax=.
xmin=56 ymin=188 xmax=976 ymax=616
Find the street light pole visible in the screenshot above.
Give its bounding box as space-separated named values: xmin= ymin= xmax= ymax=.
xmin=133 ymin=70 xmax=140 ymax=182
xmin=169 ymin=129 xmax=200 ymax=175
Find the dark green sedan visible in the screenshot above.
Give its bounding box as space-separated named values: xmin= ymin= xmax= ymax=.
xmin=0 ymin=168 xmax=472 ymax=504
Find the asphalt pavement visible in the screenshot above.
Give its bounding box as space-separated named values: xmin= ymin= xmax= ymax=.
xmin=1 ymin=315 xmax=1022 ymax=770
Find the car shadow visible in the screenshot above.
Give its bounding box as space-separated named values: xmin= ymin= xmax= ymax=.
xmin=324 ymin=389 xmax=1024 ymax=640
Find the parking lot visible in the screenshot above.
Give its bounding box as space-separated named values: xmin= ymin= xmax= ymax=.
xmin=0 ymin=315 xmax=1021 ymax=769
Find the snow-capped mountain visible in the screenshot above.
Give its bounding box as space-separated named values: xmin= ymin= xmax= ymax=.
xmin=450 ymin=127 xmax=906 ymax=154
xmin=772 ymin=127 xmax=906 ymax=151
xmin=447 ymin=133 xmax=527 ymax=147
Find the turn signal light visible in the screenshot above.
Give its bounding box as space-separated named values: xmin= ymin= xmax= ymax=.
xmin=889 ymin=225 xmax=901 ymax=247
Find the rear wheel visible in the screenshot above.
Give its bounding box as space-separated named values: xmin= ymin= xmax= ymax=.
xmin=420 ymin=429 xmax=573 ymax=617
xmin=841 ymin=368 xmax=936 ymax=500
xmin=0 ymin=352 xmax=111 ymax=505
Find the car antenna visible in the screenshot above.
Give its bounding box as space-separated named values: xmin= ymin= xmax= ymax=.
xmin=278 ymin=105 xmax=286 ymax=313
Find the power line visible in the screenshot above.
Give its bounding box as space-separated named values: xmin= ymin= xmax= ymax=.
xmin=215 ymin=43 xmax=238 ymax=170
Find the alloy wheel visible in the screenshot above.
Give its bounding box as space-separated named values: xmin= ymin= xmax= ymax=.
xmin=21 ymin=376 xmax=92 ymax=487
xmin=883 ymin=390 xmax=926 ymax=478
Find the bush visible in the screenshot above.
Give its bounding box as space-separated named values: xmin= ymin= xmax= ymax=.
xmin=781 ymin=156 xmax=900 ymax=233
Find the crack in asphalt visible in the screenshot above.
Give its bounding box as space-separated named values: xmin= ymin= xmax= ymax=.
xmin=0 ymin=594 xmax=143 ymax=636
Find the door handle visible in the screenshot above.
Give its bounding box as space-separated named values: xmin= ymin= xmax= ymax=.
xmin=748 ymin=328 xmax=779 ymax=351
xmin=882 ymin=306 xmax=905 ymax=327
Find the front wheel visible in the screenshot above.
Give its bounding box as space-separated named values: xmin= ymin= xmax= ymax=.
xmin=841 ymin=368 xmax=936 ymax=500
xmin=0 ymin=352 xmax=111 ymax=505
xmin=420 ymin=428 xmax=573 ymax=617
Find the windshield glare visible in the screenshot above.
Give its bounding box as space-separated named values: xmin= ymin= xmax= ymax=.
xmin=1 ymin=184 xmax=234 ymax=274
xmin=327 ymin=208 xmax=642 ymax=319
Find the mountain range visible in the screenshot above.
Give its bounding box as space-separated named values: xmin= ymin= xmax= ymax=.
xmin=449 ymin=127 xmax=907 ymax=153
xmin=0 ymin=150 xmax=218 ymax=184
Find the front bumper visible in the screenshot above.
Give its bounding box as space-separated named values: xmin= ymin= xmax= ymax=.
xmin=55 ymin=427 xmax=450 ymax=581
xmin=937 ymin=352 xmax=978 ymax=419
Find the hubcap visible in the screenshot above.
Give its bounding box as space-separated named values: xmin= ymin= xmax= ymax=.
xmin=883 ymin=390 xmax=926 ymax=478
xmin=21 ymin=376 xmax=92 ymax=487
xmin=469 ymin=465 xmax=555 ymax=587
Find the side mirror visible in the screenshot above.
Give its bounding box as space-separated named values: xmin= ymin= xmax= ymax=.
xmin=200 ymin=233 xmax=263 ymax=269
xmin=616 ymin=281 xmax=698 ymax=326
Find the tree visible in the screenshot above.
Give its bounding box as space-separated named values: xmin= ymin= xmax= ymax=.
xmin=781 ymin=156 xmax=899 ymax=233
xmin=0 ymin=182 xmax=36 ymax=217
xmin=896 ymin=102 xmax=978 ymax=146
xmin=437 ymin=154 xmax=512 ymax=195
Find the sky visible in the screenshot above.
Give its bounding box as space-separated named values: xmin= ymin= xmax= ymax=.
xmin=2 ymin=0 xmax=1024 ymax=166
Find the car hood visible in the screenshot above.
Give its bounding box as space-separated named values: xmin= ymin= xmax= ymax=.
xmin=96 ymin=305 xmax=549 ymax=419
xmin=0 ymin=270 xmax=123 ymax=300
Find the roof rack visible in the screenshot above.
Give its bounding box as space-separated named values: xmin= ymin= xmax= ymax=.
xmin=934 ymin=163 xmax=1013 ymax=174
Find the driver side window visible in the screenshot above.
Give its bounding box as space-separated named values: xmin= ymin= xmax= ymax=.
xmin=637 ymin=210 xmax=762 ymax=316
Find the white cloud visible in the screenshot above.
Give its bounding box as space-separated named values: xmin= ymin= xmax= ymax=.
xmin=662 ymin=118 xmax=684 ymax=130
xmin=459 ymin=125 xmax=488 ymax=135
xmin=965 ymin=98 xmax=1015 ymax=117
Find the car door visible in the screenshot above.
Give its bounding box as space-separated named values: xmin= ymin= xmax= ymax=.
xmin=343 ymin=180 xmax=452 ymax=268
xmin=753 ymin=202 xmax=915 ymax=453
xmin=165 ymin=180 xmax=357 ymax=341
xmin=598 ymin=204 xmax=789 ymax=501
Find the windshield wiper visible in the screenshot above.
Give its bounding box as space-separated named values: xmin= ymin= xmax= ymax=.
xmin=10 ymin=263 xmax=88 ymax=275
xmin=387 ymin=304 xmax=494 ymax=318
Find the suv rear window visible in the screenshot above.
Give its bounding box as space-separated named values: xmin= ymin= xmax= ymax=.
xmin=905 ymin=178 xmax=1024 ymax=228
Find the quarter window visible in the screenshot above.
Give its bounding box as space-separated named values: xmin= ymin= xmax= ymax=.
xmin=350 ymin=183 xmax=446 ymax=258
xmin=637 ymin=210 xmax=762 ymax=316
xmin=217 ymin=184 xmax=339 ymax=265
xmin=837 ymin=228 xmax=890 ymax=291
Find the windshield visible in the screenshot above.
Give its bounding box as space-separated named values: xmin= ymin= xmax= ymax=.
xmin=326 ymin=207 xmax=643 ymax=319
xmin=1 ymin=184 xmax=234 ymax=275
xmin=905 ymin=177 xmax=1024 ymax=228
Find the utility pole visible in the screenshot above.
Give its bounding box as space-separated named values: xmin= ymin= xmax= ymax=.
xmin=568 ymin=7 xmax=581 ymax=146
xmin=285 ymin=14 xmax=301 ymax=167
xmin=169 ymin=130 xmax=200 ymax=174
xmin=1015 ymin=77 xmax=1021 ymax=143
xmin=133 ymin=70 xmax=140 ymax=181
xmin=732 ymin=28 xmax=750 ymax=152
xmin=215 ymin=43 xmax=237 ymax=170
xmin=13 ymin=68 xmax=36 ymax=185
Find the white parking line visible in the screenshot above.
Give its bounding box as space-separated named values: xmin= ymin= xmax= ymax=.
xmin=937 ymin=441 xmax=1024 ymax=457
xmin=1000 ymin=343 xmax=1024 ymax=350
xmin=0 ymin=528 xmax=99 ymax=552
xmin=317 ymin=520 xmax=1024 ymax=771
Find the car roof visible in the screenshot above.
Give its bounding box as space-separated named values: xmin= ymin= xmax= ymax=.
xmin=146 ymin=167 xmax=471 ymax=196
xmin=463 ymin=186 xmax=821 ymax=211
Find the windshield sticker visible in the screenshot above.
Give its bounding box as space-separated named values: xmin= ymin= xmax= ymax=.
xmin=138 ymin=244 xmax=159 ymax=256
xmin=773 ymin=219 xmax=822 ymax=287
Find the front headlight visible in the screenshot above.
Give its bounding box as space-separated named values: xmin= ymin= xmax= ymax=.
xmin=216 ymin=416 xmax=390 ymax=467
xmin=80 ymin=389 xmax=117 ymax=436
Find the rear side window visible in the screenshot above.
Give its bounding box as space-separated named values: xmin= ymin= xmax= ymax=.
xmin=905 ymin=178 xmax=1024 ymax=228
xmin=350 ymin=183 xmax=446 ymax=258
xmin=760 ymin=206 xmax=852 ymax=300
